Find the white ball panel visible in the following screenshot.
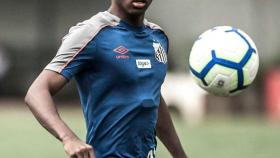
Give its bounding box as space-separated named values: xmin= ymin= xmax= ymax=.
xmin=242 ymin=53 xmax=259 ymax=86
xmin=229 ymin=70 xmax=238 ymax=91
xmin=243 ymin=67 xmax=251 ymax=86
xmin=207 ymin=74 xmax=232 ymax=96
xmin=237 ymin=29 xmax=258 ymax=53
xmin=213 ymin=31 xmax=249 ymax=63
xmin=204 ymin=64 xmax=236 ymax=85
xmin=189 ymin=38 xmax=213 ymax=72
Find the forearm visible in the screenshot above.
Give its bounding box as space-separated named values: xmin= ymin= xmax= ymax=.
xmin=25 ymin=70 xmax=95 ymax=157
xmin=156 ymin=96 xmax=188 ymax=158
xmin=25 ymin=80 xmax=77 ymax=143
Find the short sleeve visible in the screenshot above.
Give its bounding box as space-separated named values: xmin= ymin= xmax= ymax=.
xmin=44 ymin=11 xmax=118 ymax=80
xmin=45 ymin=23 xmax=97 ymax=80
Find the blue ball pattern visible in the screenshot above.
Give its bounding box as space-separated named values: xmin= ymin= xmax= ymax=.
xmin=190 ymin=28 xmax=256 ymax=93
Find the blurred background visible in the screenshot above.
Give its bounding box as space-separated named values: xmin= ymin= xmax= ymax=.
xmin=1 ymin=0 xmax=280 ymax=157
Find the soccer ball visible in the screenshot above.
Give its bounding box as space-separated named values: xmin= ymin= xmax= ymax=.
xmin=189 ymin=26 xmax=259 ymax=96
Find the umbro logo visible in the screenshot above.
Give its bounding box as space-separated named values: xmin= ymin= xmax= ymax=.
xmin=114 ymin=46 xmax=130 ymax=59
xmin=114 ymin=46 xmax=129 ymax=54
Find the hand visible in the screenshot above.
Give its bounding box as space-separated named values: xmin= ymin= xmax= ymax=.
xmin=63 ymin=137 xmax=95 ymax=158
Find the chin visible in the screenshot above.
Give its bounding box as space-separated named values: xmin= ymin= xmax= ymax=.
xmin=128 ymin=8 xmax=147 ymax=15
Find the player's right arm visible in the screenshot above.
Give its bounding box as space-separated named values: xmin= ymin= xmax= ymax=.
xmin=24 ymin=70 xmax=95 ymax=158
xmin=25 ymin=14 xmax=105 ymax=157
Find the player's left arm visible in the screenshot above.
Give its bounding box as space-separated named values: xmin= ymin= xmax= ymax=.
xmin=156 ymin=95 xmax=188 ymax=158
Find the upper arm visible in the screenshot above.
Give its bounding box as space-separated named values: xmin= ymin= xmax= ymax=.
xmin=28 ymin=70 xmax=68 ymax=96
xmin=158 ymin=95 xmax=168 ymax=115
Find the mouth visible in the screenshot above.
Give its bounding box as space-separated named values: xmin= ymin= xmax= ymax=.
xmin=132 ymin=0 xmax=147 ymax=9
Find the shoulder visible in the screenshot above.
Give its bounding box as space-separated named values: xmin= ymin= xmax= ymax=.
xmin=144 ymin=19 xmax=163 ymax=31
xmin=144 ymin=20 xmax=167 ymax=35
xmin=145 ymin=19 xmax=169 ymax=43
xmin=45 ymin=12 xmax=120 ymax=74
xmin=62 ymin=11 xmax=120 ymax=42
xmin=144 ymin=19 xmax=169 ymax=40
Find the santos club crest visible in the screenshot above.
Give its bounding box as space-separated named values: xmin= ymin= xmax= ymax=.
xmin=153 ymin=41 xmax=167 ymax=64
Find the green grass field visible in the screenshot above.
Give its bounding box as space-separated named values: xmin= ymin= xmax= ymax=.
xmin=1 ymin=103 xmax=280 ymax=158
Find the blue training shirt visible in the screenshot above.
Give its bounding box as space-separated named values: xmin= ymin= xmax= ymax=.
xmin=45 ymin=11 xmax=168 ymax=158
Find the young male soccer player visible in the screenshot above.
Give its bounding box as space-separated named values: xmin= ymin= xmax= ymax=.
xmin=25 ymin=0 xmax=188 ymax=158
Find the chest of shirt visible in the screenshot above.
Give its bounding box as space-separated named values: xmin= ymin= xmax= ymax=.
xmin=88 ymin=28 xmax=168 ymax=83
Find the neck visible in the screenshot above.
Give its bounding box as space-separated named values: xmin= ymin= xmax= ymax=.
xmin=108 ymin=7 xmax=145 ymax=27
